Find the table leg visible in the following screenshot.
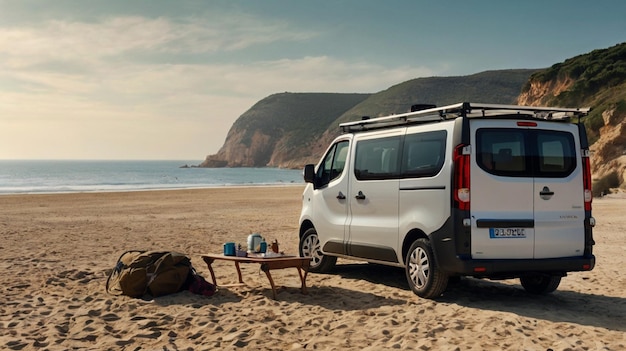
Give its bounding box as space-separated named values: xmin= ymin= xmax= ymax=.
xmin=202 ymin=257 xmax=218 ymax=286
xmin=234 ymin=261 xmax=244 ymax=284
xmin=297 ymin=267 xmax=308 ymax=294
xmin=261 ymin=266 xmax=278 ymax=299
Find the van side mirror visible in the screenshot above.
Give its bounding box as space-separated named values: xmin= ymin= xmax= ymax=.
xmin=303 ymin=164 xmax=316 ymax=183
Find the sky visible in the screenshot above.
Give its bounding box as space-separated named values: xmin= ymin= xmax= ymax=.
xmin=1 ymin=1 xmax=625 ymax=160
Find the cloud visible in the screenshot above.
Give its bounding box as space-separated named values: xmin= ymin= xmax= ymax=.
xmin=0 ymin=14 xmax=317 ymax=67
xmin=0 ymin=12 xmax=433 ymax=93
xmin=249 ymin=56 xmax=437 ymax=93
xmin=0 ymin=12 xmax=440 ymax=159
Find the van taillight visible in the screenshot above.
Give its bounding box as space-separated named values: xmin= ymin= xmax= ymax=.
xmin=582 ymin=150 xmax=592 ymax=211
xmin=454 ymin=144 xmax=470 ymax=210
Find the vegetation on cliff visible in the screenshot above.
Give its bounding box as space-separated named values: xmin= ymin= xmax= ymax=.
xmin=199 ymin=93 xmax=370 ymax=168
xmin=314 ymin=70 xmax=538 ymax=151
xmin=530 ymin=43 xmax=626 ymax=105
xmin=521 ymin=42 xmax=626 ymax=144
xmin=519 ymin=42 xmax=626 ymax=193
xmin=232 ymin=92 xmax=370 ymax=150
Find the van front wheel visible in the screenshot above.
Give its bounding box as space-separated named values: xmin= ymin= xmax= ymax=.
xmin=300 ymin=228 xmax=336 ymax=273
xmin=406 ymin=239 xmax=448 ymax=299
xmin=520 ymin=274 xmax=561 ymax=294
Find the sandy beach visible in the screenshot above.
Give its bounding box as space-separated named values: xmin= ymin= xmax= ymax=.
xmin=1 ymin=186 xmax=625 ymax=350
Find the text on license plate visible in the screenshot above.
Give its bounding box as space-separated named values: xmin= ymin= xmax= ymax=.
xmin=489 ymin=228 xmax=526 ymax=238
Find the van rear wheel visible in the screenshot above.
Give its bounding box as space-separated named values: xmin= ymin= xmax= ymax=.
xmin=406 ymin=239 xmax=448 ymax=298
xmin=300 ymin=228 xmax=336 ymax=273
xmin=520 ymin=274 xmax=561 ymax=294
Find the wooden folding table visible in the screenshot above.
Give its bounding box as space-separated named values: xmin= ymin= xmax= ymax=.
xmin=201 ymin=254 xmax=312 ymax=299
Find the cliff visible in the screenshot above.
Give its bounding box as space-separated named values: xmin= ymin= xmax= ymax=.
xmin=589 ymin=106 xmax=626 ymax=195
xmin=199 ymin=93 xmax=370 ymax=168
xmin=517 ymin=42 xmax=626 ymax=193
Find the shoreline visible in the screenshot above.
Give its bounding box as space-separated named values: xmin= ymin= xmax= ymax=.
xmin=0 ymin=160 xmax=305 ymax=196
xmin=0 ymin=182 xmax=304 ymax=197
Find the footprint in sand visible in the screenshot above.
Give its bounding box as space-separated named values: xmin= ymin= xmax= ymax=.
xmin=136 ymin=330 xmax=162 ymax=339
xmin=5 ymin=340 xmax=28 ymax=350
xmin=101 ymin=313 xmax=121 ymax=322
xmin=115 ymin=339 xmax=134 ymax=347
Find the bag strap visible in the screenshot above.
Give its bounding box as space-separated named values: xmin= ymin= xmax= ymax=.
xmin=144 ymin=253 xmax=169 ymax=291
xmin=105 ymin=250 xmax=146 ymax=295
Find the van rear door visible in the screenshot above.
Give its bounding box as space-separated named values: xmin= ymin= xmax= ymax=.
xmin=471 ymin=121 xmax=535 ymax=259
xmin=470 ymin=120 xmax=585 ymax=259
xmin=531 ymin=124 xmax=585 ymax=258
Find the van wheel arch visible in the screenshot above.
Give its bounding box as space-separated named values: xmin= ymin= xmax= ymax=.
xmin=405 ymin=238 xmax=449 ymax=298
xmin=402 ymin=229 xmax=429 ymax=263
xmin=299 ymin=227 xmax=337 ymax=273
xmin=299 ymin=220 xmax=315 ymax=239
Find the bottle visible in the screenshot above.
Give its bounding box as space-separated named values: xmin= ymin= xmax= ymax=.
xmin=259 ymin=238 xmax=267 ymax=253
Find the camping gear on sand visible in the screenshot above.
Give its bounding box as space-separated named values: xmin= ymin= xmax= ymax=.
xmin=106 ymin=250 xmax=215 ymax=298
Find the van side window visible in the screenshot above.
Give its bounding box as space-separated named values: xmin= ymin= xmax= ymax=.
xmin=354 ymin=136 xmax=400 ymax=180
xmin=317 ymin=141 xmax=349 ymax=187
xmin=401 ymin=130 xmax=447 ymax=178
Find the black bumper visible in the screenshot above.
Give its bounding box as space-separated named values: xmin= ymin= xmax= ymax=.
xmin=430 ymin=213 xmax=596 ymax=278
xmin=443 ymin=255 xmax=596 ymax=277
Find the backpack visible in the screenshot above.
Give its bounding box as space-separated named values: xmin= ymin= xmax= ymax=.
xmin=106 ymin=250 xmax=193 ymax=298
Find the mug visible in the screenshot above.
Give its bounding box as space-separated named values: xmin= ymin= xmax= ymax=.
xmin=223 ymin=242 xmax=236 ymax=256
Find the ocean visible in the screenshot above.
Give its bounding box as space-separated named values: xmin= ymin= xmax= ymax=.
xmin=0 ymin=160 xmax=304 ymax=195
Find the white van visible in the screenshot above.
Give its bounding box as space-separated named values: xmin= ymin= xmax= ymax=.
xmin=298 ymin=102 xmax=596 ymax=298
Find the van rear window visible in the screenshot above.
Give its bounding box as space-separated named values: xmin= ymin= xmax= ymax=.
xmin=477 ymin=129 xmax=576 ymax=178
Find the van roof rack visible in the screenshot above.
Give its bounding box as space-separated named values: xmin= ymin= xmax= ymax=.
xmin=339 ymin=102 xmax=591 ymax=133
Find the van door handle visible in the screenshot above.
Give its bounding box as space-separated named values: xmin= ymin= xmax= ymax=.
xmin=355 ymin=191 xmax=366 ymax=200
xmin=336 ymin=191 xmax=346 ymax=200
xmin=540 ymin=186 xmax=554 ymax=200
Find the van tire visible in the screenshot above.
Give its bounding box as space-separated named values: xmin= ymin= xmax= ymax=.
xmin=406 ymin=239 xmax=448 ymax=298
xmin=300 ymin=228 xmax=337 ymax=273
xmin=520 ymin=274 xmax=561 ymax=294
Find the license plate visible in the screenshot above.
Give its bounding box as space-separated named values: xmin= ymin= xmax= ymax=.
xmin=489 ymin=228 xmax=526 ymax=238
